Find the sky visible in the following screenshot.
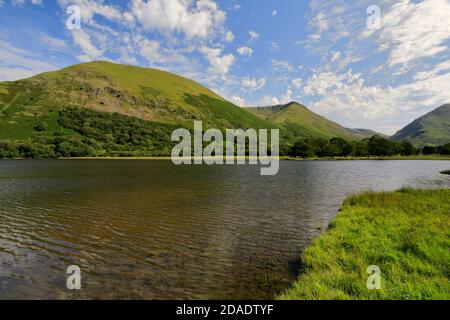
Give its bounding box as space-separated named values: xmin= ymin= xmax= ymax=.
xmin=0 ymin=0 xmax=450 ymax=135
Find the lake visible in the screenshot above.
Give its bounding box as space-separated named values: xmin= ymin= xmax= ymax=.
xmin=0 ymin=160 xmax=449 ymax=299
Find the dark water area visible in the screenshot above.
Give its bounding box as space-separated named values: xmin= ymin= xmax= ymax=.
xmin=0 ymin=160 xmax=449 ymax=299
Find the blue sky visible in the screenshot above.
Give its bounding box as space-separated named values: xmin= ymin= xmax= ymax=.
xmin=1 ymin=0 xmax=450 ymax=134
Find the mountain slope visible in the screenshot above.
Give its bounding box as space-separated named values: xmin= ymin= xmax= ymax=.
xmin=0 ymin=61 xmax=274 ymax=141
xmin=347 ymin=128 xmax=389 ymax=140
xmin=391 ymin=104 xmax=450 ymax=146
xmin=247 ymin=102 xmax=359 ymax=141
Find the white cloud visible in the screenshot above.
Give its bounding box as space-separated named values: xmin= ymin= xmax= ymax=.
xmin=225 ymin=30 xmax=234 ymax=43
xmin=138 ymin=38 xmax=187 ymax=65
xmin=303 ymin=68 xmax=450 ymax=134
xmin=241 ymin=77 xmax=266 ymax=92
xmin=272 ymin=10 xmax=277 ymax=16
xmin=259 ymin=87 xmax=293 ymax=106
xmin=330 ymin=50 xmax=340 ymax=62
xmin=361 ymin=0 xmax=450 ymax=68
xmin=58 ymin=0 xmax=124 ymax=25
xmin=200 ymin=47 xmax=235 ymax=75
xmin=414 ymin=59 xmax=450 ymax=81
xmin=41 ymin=35 xmax=69 ymax=51
xmin=271 ymin=59 xmax=294 ymax=72
xmin=237 ymin=46 xmax=253 ymax=57
xmin=130 ymin=0 xmax=226 ymax=39
xmin=139 ymin=39 xmax=164 ymax=64
xmin=230 ymin=95 xmax=246 ymax=106
xmin=292 ymin=78 xmax=302 ymax=89
xmin=71 ymin=29 xmax=104 ymax=61
xmin=260 ymin=95 xmax=280 ymax=106
xmin=269 ymin=42 xmax=280 ymax=51
xmin=0 ymin=40 xmax=59 ymax=81
xmin=249 ymin=30 xmax=259 ymax=40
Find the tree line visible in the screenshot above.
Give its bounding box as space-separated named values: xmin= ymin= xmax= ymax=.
xmin=285 ymin=135 xmax=450 ymax=158
xmin=0 ymin=107 xmax=449 ymax=159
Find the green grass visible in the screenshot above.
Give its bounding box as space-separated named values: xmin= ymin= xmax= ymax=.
xmin=280 ymin=188 xmax=450 ymax=300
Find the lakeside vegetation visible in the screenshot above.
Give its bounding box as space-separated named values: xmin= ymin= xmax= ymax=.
xmin=285 ymin=135 xmax=450 ymax=159
xmin=280 ymin=188 xmax=450 ymax=300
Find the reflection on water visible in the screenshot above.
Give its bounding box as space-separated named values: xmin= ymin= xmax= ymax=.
xmin=0 ymin=160 xmax=449 ymax=299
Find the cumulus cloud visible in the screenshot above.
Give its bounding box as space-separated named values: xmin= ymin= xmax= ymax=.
xmin=259 ymin=87 xmax=293 ymax=106
xmin=260 ymin=95 xmax=280 ymax=106
xmin=130 ymin=0 xmax=226 ymax=39
xmin=230 ymin=95 xmax=246 ymax=106
xmin=249 ymin=30 xmax=259 ymax=41
xmin=71 ymin=29 xmax=104 ymax=61
xmin=225 ymin=30 xmax=234 ymax=42
xmin=330 ymin=50 xmax=340 ymax=62
xmin=237 ymin=46 xmax=253 ymax=57
xmin=271 ymin=59 xmax=294 ymax=73
xmin=200 ymin=47 xmax=235 ymax=75
xmin=303 ymin=68 xmax=450 ymax=134
xmin=241 ymin=77 xmax=266 ymax=92
xmin=292 ymin=78 xmax=302 ymax=89
xmin=58 ymin=0 xmax=124 ymax=25
xmin=361 ymin=0 xmax=450 ymax=68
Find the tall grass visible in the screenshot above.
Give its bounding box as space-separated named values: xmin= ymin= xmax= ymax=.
xmin=280 ymin=188 xmax=450 ymax=300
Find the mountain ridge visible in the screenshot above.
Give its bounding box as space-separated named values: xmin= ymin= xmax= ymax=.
xmin=247 ymin=102 xmax=365 ymax=141
xmin=391 ymin=104 xmax=450 ymax=146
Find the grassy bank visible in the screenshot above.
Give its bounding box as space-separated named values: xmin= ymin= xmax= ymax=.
xmin=280 ymin=188 xmax=450 ymax=300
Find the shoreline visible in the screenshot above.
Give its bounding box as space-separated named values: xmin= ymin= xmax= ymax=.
xmin=279 ymin=188 xmax=450 ymax=300
xmin=1 ymin=155 xmax=450 ymax=161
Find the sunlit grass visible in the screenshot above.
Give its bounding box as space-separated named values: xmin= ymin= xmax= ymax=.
xmin=280 ymin=188 xmax=450 ymax=300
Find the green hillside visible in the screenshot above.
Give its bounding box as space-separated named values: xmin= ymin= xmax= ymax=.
xmin=347 ymin=128 xmax=389 ymax=140
xmin=391 ymin=104 xmax=450 ymax=147
xmin=247 ymin=102 xmax=359 ymax=141
xmin=0 ymin=61 xmax=274 ymax=142
xmin=0 ymin=61 xmax=393 ymax=158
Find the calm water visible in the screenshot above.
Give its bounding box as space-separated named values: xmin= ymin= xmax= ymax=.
xmin=0 ymin=160 xmax=449 ymax=299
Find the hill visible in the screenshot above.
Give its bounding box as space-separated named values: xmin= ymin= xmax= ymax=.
xmin=0 ymin=61 xmax=274 ymax=141
xmin=391 ymin=104 xmax=450 ymax=146
xmin=247 ymin=102 xmax=360 ymax=141
xmin=347 ymin=128 xmax=389 ymax=140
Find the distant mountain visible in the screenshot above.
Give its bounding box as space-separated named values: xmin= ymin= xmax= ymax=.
xmin=247 ymin=102 xmax=363 ymax=141
xmin=391 ymin=104 xmax=450 ymax=146
xmin=0 ymin=61 xmax=274 ymax=142
xmin=347 ymin=128 xmax=389 ymax=140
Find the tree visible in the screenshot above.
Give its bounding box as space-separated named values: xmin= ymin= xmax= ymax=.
xmin=289 ymin=139 xmax=315 ymax=158
xmin=422 ymin=145 xmax=437 ymax=155
xmin=400 ymin=140 xmax=418 ymax=156
xmin=367 ymin=135 xmax=398 ymax=156
xmin=438 ymin=143 xmax=450 ymax=155
xmin=330 ymin=137 xmax=353 ymax=156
